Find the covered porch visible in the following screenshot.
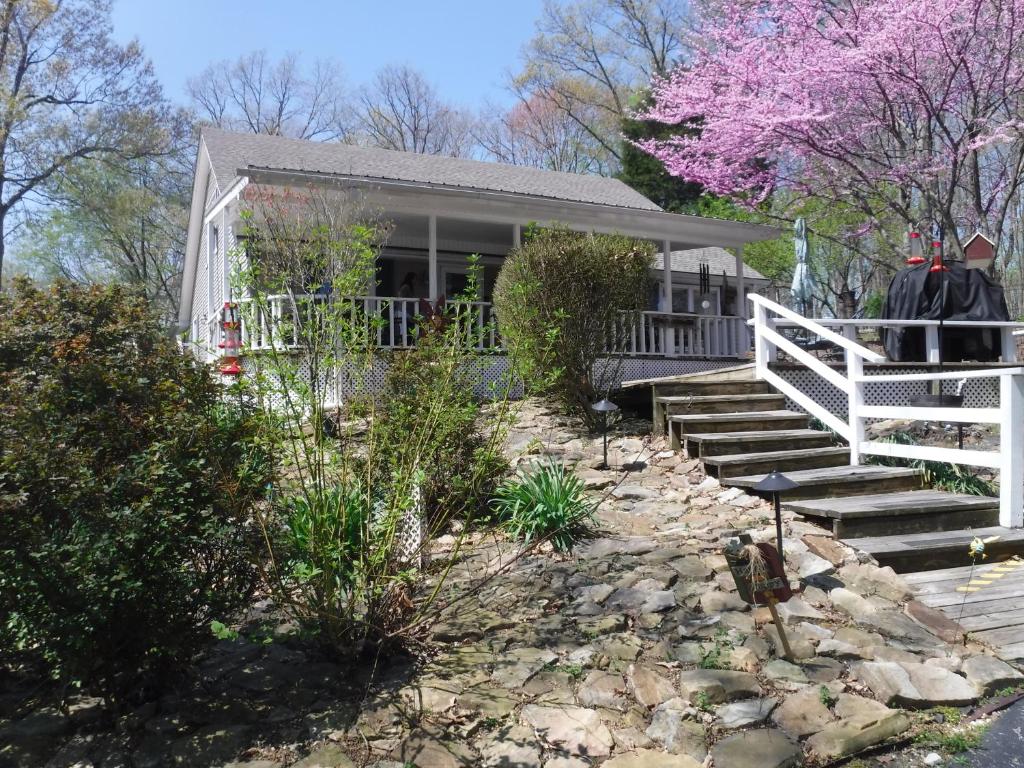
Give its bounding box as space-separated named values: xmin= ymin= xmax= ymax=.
xmin=209 ymin=167 xmax=780 ymax=361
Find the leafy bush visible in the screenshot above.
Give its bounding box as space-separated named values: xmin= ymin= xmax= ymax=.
xmin=236 ymin=192 xmax=517 ymax=652
xmin=492 ymin=461 xmax=596 ymax=552
xmin=493 ymin=227 xmax=653 ymax=427
xmin=375 ymin=332 xmax=508 ymax=527
xmin=0 ymin=280 xmax=271 ymax=699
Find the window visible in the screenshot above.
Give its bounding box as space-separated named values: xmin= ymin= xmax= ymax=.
xmin=207 ymin=222 xmax=219 ymax=314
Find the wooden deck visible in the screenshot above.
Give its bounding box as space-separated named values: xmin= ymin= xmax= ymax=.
xmin=904 ymin=556 xmax=1024 ymax=664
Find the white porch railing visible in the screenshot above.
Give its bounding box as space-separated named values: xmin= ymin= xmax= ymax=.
xmin=767 ymin=317 xmax=1022 ymax=364
xmin=231 ymin=295 xmax=497 ymax=352
xmin=615 ymin=311 xmax=748 ymax=358
xmin=750 ymin=294 xmax=1024 ymax=527
xmin=213 ymin=294 xmax=750 ymax=359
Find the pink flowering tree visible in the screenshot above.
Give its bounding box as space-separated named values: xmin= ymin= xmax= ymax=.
xmin=638 ymin=0 xmax=1024 ymax=262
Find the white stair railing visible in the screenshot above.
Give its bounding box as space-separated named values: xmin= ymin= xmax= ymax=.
xmin=749 ymin=294 xmax=1024 ymax=527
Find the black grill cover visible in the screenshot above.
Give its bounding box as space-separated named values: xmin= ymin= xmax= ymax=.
xmin=881 ymin=261 xmax=1009 ymax=362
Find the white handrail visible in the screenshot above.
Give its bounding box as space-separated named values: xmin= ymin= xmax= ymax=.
xmin=748 ymin=294 xmax=886 ymax=363
xmin=749 ymin=293 xmax=1024 ymax=527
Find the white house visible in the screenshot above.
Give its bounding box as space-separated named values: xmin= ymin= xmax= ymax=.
xmin=179 ymin=128 xmax=777 ymax=383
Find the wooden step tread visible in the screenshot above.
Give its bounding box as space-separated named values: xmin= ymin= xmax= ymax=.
xmin=783 ymin=489 xmax=996 ymax=520
xmin=669 ymin=410 xmax=807 ymax=423
xmin=701 ymin=446 xmax=849 ymax=467
xmin=656 ymin=393 xmax=783 ymax=405
xmin=727 ymin=464 xmax=921 ymax=490
xmin=685 ymin=429 xmax=836 ymax=444
xmin=858 ymin=525 xmax=1024 ymax=563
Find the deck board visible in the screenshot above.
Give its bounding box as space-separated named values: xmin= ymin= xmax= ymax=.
xmin=905 ymin=556 xmax=1024 ymax=664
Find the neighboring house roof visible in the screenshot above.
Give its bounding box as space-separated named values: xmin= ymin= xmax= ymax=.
xmin=201 ymin=127 xmax=662 ymax=211
xmin=654 ymin=247 xmax=768 ymax=282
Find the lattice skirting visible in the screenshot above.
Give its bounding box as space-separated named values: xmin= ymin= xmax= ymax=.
xmin=234 ymin=354 xmax=744 ymax=407
xmin=773 ymin=364 xmax=1001 ymax=424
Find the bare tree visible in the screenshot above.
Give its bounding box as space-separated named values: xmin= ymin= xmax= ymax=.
xmin=0 ymin=0 xmax=167 ymax=285
xmin=476 ymin=94 xmax=608 ymax=174
xmin=354 ymin=65 xmax=476 ymax=157
xmin=512 ymin=0 xmax=693 ymax=170
xmin=188 ymin=51 xmax=350 ymax=141
xmin=15 ymin=110 xmax=194 ymax=323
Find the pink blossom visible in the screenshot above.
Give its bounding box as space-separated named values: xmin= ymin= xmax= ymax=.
xmin=638 ymin=0 xmax=1024 ymax=248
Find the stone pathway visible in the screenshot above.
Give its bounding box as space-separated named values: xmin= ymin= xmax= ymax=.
xmin=1 ymin=399 xmax=1021 ymax=768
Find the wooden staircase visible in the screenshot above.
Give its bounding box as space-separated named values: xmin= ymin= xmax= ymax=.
xmin=644 ymin=364 xmax=1009 ymax=572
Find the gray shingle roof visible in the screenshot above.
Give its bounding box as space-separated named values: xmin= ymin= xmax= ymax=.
xmin=201 ymin=127 xmax=662 ymax=211
xmin=654 ymin=247 xmax=767 ymax=281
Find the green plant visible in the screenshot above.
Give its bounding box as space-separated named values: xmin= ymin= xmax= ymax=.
xmin=493 ymin=227 xmax=653 ymax=427
xmin=235 ymin=189 xmax=518 ymax=653
xmin=492 ymin=461 xmax=596 ymax=552
xmin=562 ymin=663 xmax=585 ymax=680
xmin=0 ymin=280 xmax=271 ymax=700
xmin=819 ymin=685 xmax=837 ymax=708
xmin=694 ymin=691 xmax=713 ymax=712
xmin=700 ymin=629 xmax=734 ymax=670
xmin=868 ymin=433 xmax=996 ymax=496
xmin=916 ymin=725 xmax=986 ymax=754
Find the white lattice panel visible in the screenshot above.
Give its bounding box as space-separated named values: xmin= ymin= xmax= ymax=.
xmin=774 ymin=364 xmax=1001 ymax=423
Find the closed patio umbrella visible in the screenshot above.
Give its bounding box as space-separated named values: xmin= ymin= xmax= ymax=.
xmin=791 ymin=218 xmax=814 ymax=317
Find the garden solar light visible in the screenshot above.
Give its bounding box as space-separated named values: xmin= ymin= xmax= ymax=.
xmin=753 ymin=470 xmax=799 ymax=565
xmin=591 ymin=398 xmax=619 ymax=470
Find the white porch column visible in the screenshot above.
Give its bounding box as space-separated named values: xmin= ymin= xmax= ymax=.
xmin=735 ymin=244 xmax=748 ymax=352
xmin=662 ymin=239 xmax=673 ymax=356
xmin=428 ymin=214 xmax=438 ymax=301
xmin=513 ymin=223 xmax=522 ymax=248
xmin=735 ymin=245 xmax=746 ymax=318
xmin=661 ymin=239 xmax=673 ymax=312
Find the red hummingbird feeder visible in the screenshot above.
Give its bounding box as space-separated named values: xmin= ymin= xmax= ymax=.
xmin=219 ymin=302 xmax=243 ymax=377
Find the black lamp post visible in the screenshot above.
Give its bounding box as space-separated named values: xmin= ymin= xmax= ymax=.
xmin=591 ymin=398 xmax=620 ymax=470
xmin=753 ymin=470 xmax=799 ymax=565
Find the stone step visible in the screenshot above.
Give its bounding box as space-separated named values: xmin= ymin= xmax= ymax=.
xmin=781 ymin=488 xmax=991 ymax=538
xmin=668 ymin=410 xmax=810 ymax=450
xmin=724 ymin=465 xmax=925 ymax=504
xmin=701 ymin=446 xmax=851 ymax=479
xmin=683 ymin=429 xmax=839 ymax=458
xmin=854 ymin=523 xmax=1022 ymax=572
xmin=657 ymin=393 xmax=787 ymax=416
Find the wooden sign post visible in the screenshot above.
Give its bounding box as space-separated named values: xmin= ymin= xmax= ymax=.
xmin=724 ymin=535 xmax=795 ymax=660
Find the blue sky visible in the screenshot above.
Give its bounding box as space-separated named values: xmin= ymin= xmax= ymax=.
xmin=111 ymin=0 xmax=546 ymax=109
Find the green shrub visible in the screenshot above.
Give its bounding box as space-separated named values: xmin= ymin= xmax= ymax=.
xmin=0 ymin=280 xmax=271 ymax=699
xmin=236 ymin=192 xmax=518 ymax=652
xmin=493 ymin=227 xmax=653 ymax=427
xmin=492 ymin=461 xmax=596 ymax=552
xmin=375 ymin=333 xmax=508 ymax=527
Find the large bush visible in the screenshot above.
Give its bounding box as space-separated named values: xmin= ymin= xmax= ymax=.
xmin=493 ymin=228 xmax=653 ymax=426
xmin=0 ymin=280 xmax=271 ymax=699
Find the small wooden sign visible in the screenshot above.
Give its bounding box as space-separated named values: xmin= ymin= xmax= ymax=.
xmin=723 ymin=538 xmax=793 ymax=605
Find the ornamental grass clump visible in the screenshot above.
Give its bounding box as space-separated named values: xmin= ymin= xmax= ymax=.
xmin=492 ymin=461 xmax=596 ymax=552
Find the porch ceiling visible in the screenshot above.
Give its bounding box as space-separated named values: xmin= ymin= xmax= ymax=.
xmin=240 ymin=167 xmax=780 ymax=249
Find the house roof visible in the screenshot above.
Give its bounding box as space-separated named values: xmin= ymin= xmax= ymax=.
xmin=201 ymin=127 xmax=663 ymax=211
xmin=654 ymin=247 xmax=768 ymax=281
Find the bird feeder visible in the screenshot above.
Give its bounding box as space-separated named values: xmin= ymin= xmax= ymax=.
xmin=963 ymin=232 xmax=995 ymax=271
xmin=906 ymin=231 xmax=926 ymax=265
xmin=219 ymin=302 xmax=242 ymax=377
